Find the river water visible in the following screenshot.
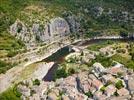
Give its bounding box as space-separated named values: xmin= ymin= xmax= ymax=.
xmin=42 ymin=46 xmax=74 ymax=81
xmin=41 ymin=38 xmax=134 ymax=81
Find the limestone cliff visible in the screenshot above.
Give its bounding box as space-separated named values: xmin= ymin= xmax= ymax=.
xmin=10 ymin=17 xmax=71 ymax=47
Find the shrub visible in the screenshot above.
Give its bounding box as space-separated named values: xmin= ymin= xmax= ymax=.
xmin=100 ymin=86 xmax=106 ymax=93
xmin=68 ymin=68 xmax=75 ymax=75
xmin=30 ymin=90 xmax=36 ymax=96
xmin=114 ymin=91 xmax=119 ymax=96
xmin=13 ymin=85 xmax=22 ymax=97
xmin=115 ymin=80 xmax=124 ymax=89
xmin=67 ymin=57 xmax=76 ymax=63
xmin=0 ymin=86 xmax=21 ymax=100
xmin=93 ymin=54 xmax=113 ymax=67
xmin=105 ymin=81 xmax=112 ymax=87
xmin=24 ymin=58 xmax=28 ymax=62
xmin=131 ymin=52 xmax=134 ymax=60
xmin=33 ymin=79 xmax=40 ymax=86
xmin=0 ymin=60 xmax=7 ymax=68
xmin=7 ymin=51 xmax=18 ymax=57
xmin=126 ymin=61 xmax=134 ymax=69
xmin=17 ymin=23 xmax=22 ymax=33
xmin=17 ymin=40 xmax=25 ymax=47
xmin=116 ymin=49 xmax=126 ymax=53
xmin=0 ymin=60 xmax=10 ymax=74
xmin=117 ymin=72 xmax=123 ymax=78
xmin=120 ymin=31 xmax=128 ymax=38
xmin=35 ymin=35 xmax=40 ymax=42
xmin=54 ymin=67 xmax=68 ymax=79
xmin=84 ymin=91 xmax=93 ymax=97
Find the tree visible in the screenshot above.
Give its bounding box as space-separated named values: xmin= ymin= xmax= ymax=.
xmin=54 ymin=67 xmax=67 ymax=79
xmin=7 ymin=51 xmax=18 ymax=57
xmin=68 ymin=68 xmax=75 ymax=75
xmin=17 ymin=23 xmax=22 ymax=33
xmin=120 ymin=31 xmax=128 ymax=38
xmin=115 ymin=80 xmax=124 ymax=89
xmin=131 ymin=52 xmax=134 ymax=60
xmin=33 ymin=79 xmax=40 ymax=86
xmin=85 ymin=91 xmax=93 ymax=97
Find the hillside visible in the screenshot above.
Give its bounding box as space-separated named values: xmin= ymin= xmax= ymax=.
xmin=0 ymin=0 xmax=134 ymax=74
xmin=0 ymin=0 xmax=134 ymax=45
xmin=0 ymin=1 xmax=134 ymax=99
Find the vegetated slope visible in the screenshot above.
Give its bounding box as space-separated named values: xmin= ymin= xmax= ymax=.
xmin=0 ymin=0 xmax=134 ymax=52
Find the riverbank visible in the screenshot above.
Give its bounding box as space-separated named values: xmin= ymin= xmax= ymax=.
xmin=0 ymin=43 xmax=70 ymax=93
xmin=0 ymin=36 xmax=133 ymax=93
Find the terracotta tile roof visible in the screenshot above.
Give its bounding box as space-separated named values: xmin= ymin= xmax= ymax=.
xmin=62 ymin=95 xmax=70 ymax=100
xmin=82 ymin=80 xmax=91 ymax=93
xmin=117 ymin=88 xmax=129 ymax=96
xmin=102 ymin=74 xmax=117 ymax=83
xmin=94 ymin=91 xmax=107 ymax=100
xmin=108 ymin=66 xmax=123 ymax=75
xmin=92 ymin=79 xmax=103 ymax=89
xmin=105 ymin=85 xmax=116 ymax=96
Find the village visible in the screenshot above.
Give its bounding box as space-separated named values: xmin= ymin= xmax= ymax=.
xmin=17 ymin=61 xmax=134 ymax=100
xmin=0 ymin=1 xmax=134 ymax=100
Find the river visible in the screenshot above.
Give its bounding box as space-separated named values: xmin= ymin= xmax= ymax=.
xmin=41 ymin=38 xmax=134 ymax=81
xmin=42 ymin=46 xmax=75 ymax=81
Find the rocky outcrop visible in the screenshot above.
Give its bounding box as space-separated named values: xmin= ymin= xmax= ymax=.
xmin=10 ymin=19 xmax=36 ymax=46
xmin=62 ymin=12 xmax=80 ymax=33
xmin=92 ymin=6 xmax=104 ymax=17
xmin=32 ymin=62 xmax=55 ymax=80
xmin=49 ymin=17 xmax=70 ymax=36
xmin=32 ymin=17 xmax=70 ymax=42
xmin=10 ymin=17 xmax=71 ymax=46
xmin=66 ymin=15 xmax=80 ymax=33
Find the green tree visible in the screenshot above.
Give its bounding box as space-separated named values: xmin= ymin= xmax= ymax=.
xmin=115 ymin=80 xmax=124 ymax=89
xmin=33 ymin=79 xmax=40 ymax=86
xmin=131 ymin=52 xmax=134 ymax=60
xmin=54 ymin=67 xmax=67 ymax=79
xmin=85 ymin=91 xmax=93 ymax=97
xmin=68 ymin=68 xmax=75 ymax=75
xmin=120 ymin=31 xmax=128 ymax=38
xmin=7 ymin=51 xmax=18 ymax=57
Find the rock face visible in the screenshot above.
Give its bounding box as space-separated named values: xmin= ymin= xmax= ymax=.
xmin=66 ymin=15 xmax=80 ymax=33
xmin=10 ymin=19 xmax=36 ymax=45
xmin=50 ymin=17 xmax=70 ymax=37
xmin=32 ymin=17 xmax=70 ymax=42
xmin=62 ymin=11 xmax=80 ymax=33
xmin=10 ymin=17 xmax=70 ymax=46
xmin=93 ymin=6 xmax=104 ymax=17
xmin=32 ymin=62 xmax=55 ymax=80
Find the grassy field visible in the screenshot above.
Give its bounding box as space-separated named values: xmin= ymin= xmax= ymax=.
xmin=17 ymin=62 xmax=41 ymax=81
xmin=88 ymin=41 xmax=134 ymax=69
xmin=0 ymin=86 xmax=21 ymax=100
xmin=87 ymin=40 xmax=114 ymax=51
